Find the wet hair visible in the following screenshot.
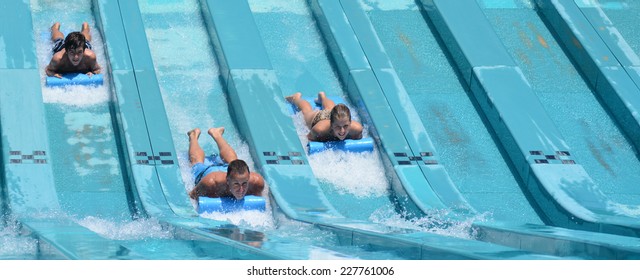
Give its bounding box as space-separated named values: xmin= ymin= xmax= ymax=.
xmin=63 ymin=32 xmax=86 ymax=52
xmin=329 ymin=103 xmax=351 ymax=124
xmin=226 ymin=159 xmax=250 ymax=180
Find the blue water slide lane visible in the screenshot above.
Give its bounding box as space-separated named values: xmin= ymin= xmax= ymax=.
xmin=104 ymin=0 xmax=383 ymax=260
xmin=419 ymin=0 xmax=640 ymax=237
xmin=198 ymin=0 xmax=567 ymax=259
xmin=337 ymin=0 xmax=473 ymax=215
xmin=535 ymin=0 xmax=640 ymax=156
xmin=89 ymin=0 xmax=285 ymax=259
xmin=0 ymin=0 xmax=151 ymax=259
xmin=309 ymin=0 xmax=470 ymax=219
xmin=322 ymin=0 xmax=640 ymax=258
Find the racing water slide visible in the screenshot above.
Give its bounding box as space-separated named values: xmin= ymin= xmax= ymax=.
xmin=306 ymin=0 xmax=640 ymax=258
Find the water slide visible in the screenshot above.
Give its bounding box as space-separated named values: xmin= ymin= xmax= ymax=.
xmin=1 ymin=0 xmax=309 ymax=260
xmin=191 ymin=0 xmax=577 ymax=259
xmin=472 ymin=0 xmax=640 ymax=234
xmin=2 ymin=0 xmax=534 ymax=260
xmin=300 ymin=0 xmax=640 ymax=258
xmin=2 ymin=0 xmax=639 ymax=259
xmin=1 ymin=0 xmax=377 ymax=260
xmin=369 ymin=1 xmax=635 ymax=255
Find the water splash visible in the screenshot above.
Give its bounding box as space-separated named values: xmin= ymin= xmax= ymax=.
xmin=200 ymin=210 xmax=276 ymax=231
xmin=0 ymin=218 xmax=38 ymax=258
xmin=309 ymin=151 xmax=390 ymax=198
xmin=369 ymin=204 xmax=489 ymax=239
xmin=290 ymin=107 xmax=389 ymax=197
xmin=77 ymin=216 xmax=173 ymax=240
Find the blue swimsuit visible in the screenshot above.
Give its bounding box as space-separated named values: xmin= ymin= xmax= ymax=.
xmin=192 ymin=154 xmax=228 ymax=185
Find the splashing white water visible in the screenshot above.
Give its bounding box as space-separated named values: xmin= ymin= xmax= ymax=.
xmin=290 ymin=103 xmax=390 ymax=198
xmin=77 ymin=216 xmax=173 ymax=240
xmin=0 ymin=219 xmax=38 ymax=258
xmin=369 ymin=205 xmax=489 ymax=239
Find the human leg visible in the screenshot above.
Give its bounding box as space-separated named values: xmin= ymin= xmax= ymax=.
xmin=316 ymin=91 xmax=335 ymax=111
xmin=286 ymin=92 xmax=318 ymax=128
xmin=51 ymin=22 xmax=64 ymax=41
xmin=51 ymin=23 xmax=65 ymax=53
xmin=208 ymin=127 xmax=238 ymax=163
xmin=81 ymin=22 xmax=92 ymax=42
xmin=188 ymin=128 xmax=205 ymax=165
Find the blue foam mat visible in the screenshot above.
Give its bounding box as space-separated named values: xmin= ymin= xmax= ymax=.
xmin=46 ymin=73 xmax=103 ymax=87
xmin=308 ymin=137 xmax=374 ymax=154
xmin=198 ymin=195 xmax=266 ymax=213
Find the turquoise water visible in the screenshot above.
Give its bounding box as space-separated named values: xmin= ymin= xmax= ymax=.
xmin=362 ymin=0 xmax=542 ymax=225
xmin=590 ymin=0 xmax=640 ymax=55
xmin=479 ymin=0 xmax=640 ymax=205
xmin=0 ymin=218 xmax=39 ymax=259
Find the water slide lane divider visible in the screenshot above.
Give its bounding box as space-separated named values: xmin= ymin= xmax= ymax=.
xmin=419 ymin=0 xmax=640 ymax=237
xmin=94 ymin=0 xmax=180 ymax=220
xmin=198 ymin=0 xmax=563 ymax=259
xmin=118 ymin=0 xmax=194 ymax=218
xmin=535 ymin=0 xmax=640 ymax=156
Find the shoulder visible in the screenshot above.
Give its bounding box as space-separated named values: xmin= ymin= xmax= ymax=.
xmin=248 ymin=172 xmax=265 ymax=196
xmin=50 ymin=51 xmax=64 ymax=63
xmin=84 ymin=49 xmax=97 ymax=60
xmin=311 ymin=120 xmax=330 ymax=133
xmin=199 ymin=171 xmax=227 ymax=187
xmin=309 ymin=122 xmax=330 ymax=141
xmin=195 ymin=171 xmax=228 ymax=197
xmin=349 ymin=121 xmax=363 ymax=139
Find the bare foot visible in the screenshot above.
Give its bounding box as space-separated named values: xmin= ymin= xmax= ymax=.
xmin=187 ymin=128 xmax=201 ymax=139
xmin=314 ymin=91 xmax=326 ymax=104
xmin=81 ymin=22 xmax=90 ymax=32
xmin=81 ymin=22 xmax=91 ymax=41
xmin=285 ymin=92 xmax=302 ymax=103
xmin=208 ymin=127 xmax=225 ymax=139
xmin=51 ymin=22 xmax=61 ymax=31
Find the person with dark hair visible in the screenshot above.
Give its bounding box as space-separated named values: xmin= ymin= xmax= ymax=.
xmin=45 ymin=22 xmax=101 ymax=78
xmin=286 ymin=91 xmax=363 ymax=142
xmin=188 ymin=127 xmax=264 ymax=200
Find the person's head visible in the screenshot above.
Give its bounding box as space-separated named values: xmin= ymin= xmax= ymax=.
xmin=329 ymin=104 xmax=352 ymax=140
xmin=226 ymin=159 xmax=251 ymax=200
xmin=63 ymin=32 xmax=86 ymax=66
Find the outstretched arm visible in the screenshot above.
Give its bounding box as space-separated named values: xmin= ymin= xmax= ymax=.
xmin=90 ymin=61 xmax=101 ymax=75
xmin=189 ymin=183 xmax=204 ymax=199
xmin=86 ymin=51 xmax=101 ymax=76
xmin=45 ymin=59 xmax=62 ymax=78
